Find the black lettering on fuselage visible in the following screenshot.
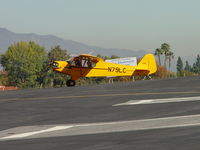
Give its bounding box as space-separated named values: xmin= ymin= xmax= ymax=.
xmin=123 ymin=68 xmax=126 ymax=73
xmin=108 ymin=67 xmax=126 ymax=73
xmin=108 ymin=67 xmax=113 ymax=72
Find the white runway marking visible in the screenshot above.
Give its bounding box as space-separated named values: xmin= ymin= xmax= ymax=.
xmin=1 ymin=114 xmax=200 ymax=141
xmin=113 ymin=96 xmax=200 ymax=106
xmin=0 ymin=125 xmax=73 ymax=140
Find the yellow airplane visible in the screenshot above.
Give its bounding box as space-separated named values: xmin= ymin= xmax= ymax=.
xmin=52 ymin=53 xmax=157 ymax=86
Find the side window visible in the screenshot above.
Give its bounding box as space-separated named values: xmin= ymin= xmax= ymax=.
xmin=75 ymin=58 xmax=81 ymax=66
xmin=70 ymin=57 xmax=96 ymax=68
xmin=82 ymin=57 xmax=96 ymax=68
xmin=70 ymin=57 xmax=82 ymax=67
xmin=70 ymin=60 xmax=76 ymax=66
xmin=90 ymin=61 xmax=96 ymax=67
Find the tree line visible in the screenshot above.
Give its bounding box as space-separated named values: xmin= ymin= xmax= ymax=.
xmin=176 ymin=55 xmax=200 ymax=76
xmin=0 ymin=41 xmax=122 ymax=88
xmin=0 ymin=41 xmax=70 ymax=88
xmin=154 ymin=42 xmax=200 ymax=78
xmin=1 ymin=41 xmax=200 ymax=88
xmin=154 ymin=43 xmax=174 ymax=71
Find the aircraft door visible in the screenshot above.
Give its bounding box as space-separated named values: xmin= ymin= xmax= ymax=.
xmin=80 ymin=57 xmax=95 ymax=76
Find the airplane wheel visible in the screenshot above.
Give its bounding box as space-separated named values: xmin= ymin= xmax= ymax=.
xmin=66 ymin=80 xmax=76 ymax=87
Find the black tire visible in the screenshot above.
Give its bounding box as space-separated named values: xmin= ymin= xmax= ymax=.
xmin=66 ymin=80 xmax=76 ymax=87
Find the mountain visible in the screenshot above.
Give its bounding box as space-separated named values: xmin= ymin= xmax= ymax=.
xmin=0 ymin=27 xmax=147 ymax=57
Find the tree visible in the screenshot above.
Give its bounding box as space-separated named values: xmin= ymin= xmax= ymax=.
xmin=161 ymin=43 xmax=171 ymax=67
xmin=166 ymin=51 xmax=174 ymax=71
xmin=110 ymin=55 xmax=119 ymax=59
xmin=96 ymin=54 xmax=102 ymax=58
xmin=176 ymin=56 xmax=183 ymax=76
xmin=48 ymin=45 xmax=69 ymax=62
xmin=96 ymin=54 xmax=119 ymax=60
xmin=154 ymin=48 xmax=163 ymax=65
xmin=155 ymin=43 xmax=174 ymax=68
xmin=0 ymin=71 xmax=8 ymax=85
xmin=192 ymin=54 xmax=200 ymax=74
xmin=1 ymin=41 xmax=47 ymax=88
xmin=184 ymin=61 xmax=191 ymax=72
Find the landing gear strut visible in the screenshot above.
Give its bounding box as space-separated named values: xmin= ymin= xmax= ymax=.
xmin=66 ymin=80 xmax=76 ymax=87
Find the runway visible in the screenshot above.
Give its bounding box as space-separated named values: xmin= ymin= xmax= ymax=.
xmin=1 ymin=76 xmax=200 ymax=149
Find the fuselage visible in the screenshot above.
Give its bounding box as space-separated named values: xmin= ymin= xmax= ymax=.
xmin=53 ymin=60 xmax=137 ymax=80
xmin=52 ymin=53 xmax=157 ymax=82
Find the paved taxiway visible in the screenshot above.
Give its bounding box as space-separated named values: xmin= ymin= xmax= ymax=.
xmin=0 ymin=76 xmax=200 ymax=149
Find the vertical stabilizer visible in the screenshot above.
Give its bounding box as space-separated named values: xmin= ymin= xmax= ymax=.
xmin=133 ymin=54 xmax=157 ymax=76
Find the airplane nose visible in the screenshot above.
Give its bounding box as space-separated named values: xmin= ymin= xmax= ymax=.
xmin=51 ymin=61 xmax=59 ymax=68
xmin=51 ymin=61 xmax=68 ymax=71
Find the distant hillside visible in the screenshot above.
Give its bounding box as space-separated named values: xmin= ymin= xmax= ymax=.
xmin=0 ymin=28 xmax=147 ymax=57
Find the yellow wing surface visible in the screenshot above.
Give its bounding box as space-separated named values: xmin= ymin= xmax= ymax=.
xmin=52 ymin=53 xmax=157 ymax=86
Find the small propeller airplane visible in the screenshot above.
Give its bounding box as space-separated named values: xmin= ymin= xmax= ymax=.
xmin=51 ymin=53 xmax=157 ymax=87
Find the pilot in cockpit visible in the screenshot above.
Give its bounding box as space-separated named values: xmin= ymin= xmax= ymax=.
xmin=75 ymin=58 xmax=81 ymax=66
xmin=68 ymin=56 xmax=95 ymax=68
xmin=87 ymin=58 xmax=92 ymax=67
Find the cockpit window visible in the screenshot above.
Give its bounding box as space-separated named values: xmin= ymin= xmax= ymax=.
xmin=69 ymin=56 xmax=96 ymax=68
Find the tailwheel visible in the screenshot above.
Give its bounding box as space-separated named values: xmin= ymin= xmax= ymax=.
xmin=66 ymin=80 xmax=76 ymax=87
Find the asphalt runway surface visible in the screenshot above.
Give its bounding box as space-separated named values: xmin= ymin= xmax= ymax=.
xmin=0 ymin=76 xmax=200 ymax=150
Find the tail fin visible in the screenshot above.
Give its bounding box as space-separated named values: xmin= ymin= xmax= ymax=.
xmin=133 ymin=54 xmax=157 ymax=76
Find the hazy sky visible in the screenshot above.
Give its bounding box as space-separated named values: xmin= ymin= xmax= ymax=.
xmin=0 ymin=0 xmax=200 ymax=57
